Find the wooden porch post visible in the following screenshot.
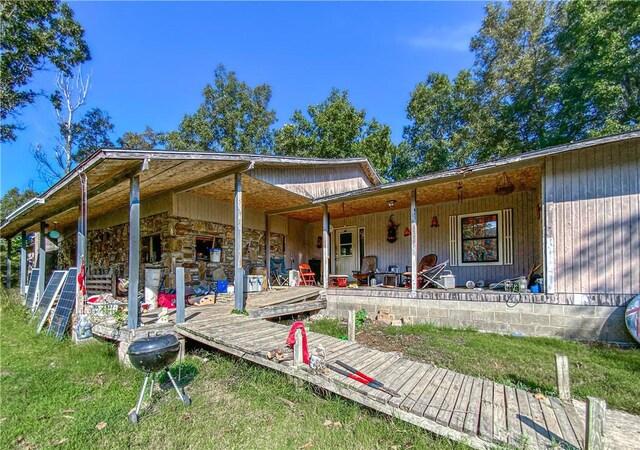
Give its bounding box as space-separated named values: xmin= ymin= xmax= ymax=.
xmin=411 ymin=189 xmax=418 ymax=293
xmin=322 ymin=205 xmax=330 ymax=289
xmin=37 ymin=222 xmax=46 ymax=304
xmin=127 ymin=175 xmax=141 ymax=330
xmin=5 ymin=237 xmax=11 ymax=289
xmin=234 ymin=173 xmax=245 ymax=311
xmin=20 ymin=230 xmax=27 ymax=296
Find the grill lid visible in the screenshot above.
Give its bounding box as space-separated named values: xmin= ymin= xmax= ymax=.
xmin=128 ymin=334 xmax=180 ymax=356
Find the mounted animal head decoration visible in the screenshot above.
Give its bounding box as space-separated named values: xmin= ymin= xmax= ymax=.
xmin=387 ymin=214 xmax=399 ymax=243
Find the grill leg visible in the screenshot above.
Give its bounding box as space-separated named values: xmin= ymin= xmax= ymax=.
xmin=149 ymin=373 xmax=155 ymax=400
xmin=165 ymin=367 xmax=183 ymax=400
xmin=135 ymin=371 xmax=151 ymax=415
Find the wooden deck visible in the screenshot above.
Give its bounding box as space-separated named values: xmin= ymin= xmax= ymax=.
xmin=174 ymin=308 xmax=588 ymax=450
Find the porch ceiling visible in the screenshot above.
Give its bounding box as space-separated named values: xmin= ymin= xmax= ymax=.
xmin=188 ymin=175 xmax=311 ymax=211
xmin=281 ymin=166 xmax=542 ymax=222
xmin=4 ymin=157 xmax=312 ymax=236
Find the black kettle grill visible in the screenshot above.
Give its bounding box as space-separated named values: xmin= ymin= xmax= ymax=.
xmin=127 ymin=333 xmax=190 ymax=424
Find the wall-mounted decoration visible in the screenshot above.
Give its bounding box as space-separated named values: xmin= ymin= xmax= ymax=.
xmin=495 ymin=172 xmax=515 ymax=195
xmin=316 ymin=236 xmax=322 ymax=248
xmin=431 ymin=216 xmax=439 ymax=228
xmin=403 ymin=227 xmax=411 ymax=237
xmin=387 ymin=214 xmax=399 ymax=243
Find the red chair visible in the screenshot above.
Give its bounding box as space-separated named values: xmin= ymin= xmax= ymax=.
xmin=298 ymin=263 xmax=317 ymax=286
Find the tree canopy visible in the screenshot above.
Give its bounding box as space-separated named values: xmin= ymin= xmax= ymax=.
xmin=274 ymin=89 xmax=397 ymax=178
xmin=400 ymin=0 xmax=639 ymax=179
xmin=0 ymin=0 xmax=90 ymax=142
xmin=117 ymin=127 xmax=165 ymax=150
xmin=165 ymin=64 xmax=276 ymax=154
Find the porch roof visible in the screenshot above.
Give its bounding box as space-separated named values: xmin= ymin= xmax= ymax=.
xmin=277 ymin=130 xmax=640 ymax=222
xmin=0 ymin=149 xmax=379 ymax=237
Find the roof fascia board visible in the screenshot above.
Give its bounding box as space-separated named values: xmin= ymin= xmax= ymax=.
xmin=315 ymin=130 xmax=640 ymax=205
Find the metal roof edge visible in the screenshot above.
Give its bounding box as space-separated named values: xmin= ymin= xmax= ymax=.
xmin=313 ymin=129 xmax=640 ymax=204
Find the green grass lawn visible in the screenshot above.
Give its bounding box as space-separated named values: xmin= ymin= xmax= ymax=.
xmin=0 ymin=290 xmax=467 ymax=450
xmin=309 ymin=318 xmax=640 ymax=415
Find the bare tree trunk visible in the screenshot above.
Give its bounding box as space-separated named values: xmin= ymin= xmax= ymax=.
xmin=55 ymin=67 xmax=91 ymax=174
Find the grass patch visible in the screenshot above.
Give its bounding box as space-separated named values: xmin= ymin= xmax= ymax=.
xmin=0 ymin=290 xmax=468 ymax=449
xmin=311 ymin=318 xmax=640 ymax=415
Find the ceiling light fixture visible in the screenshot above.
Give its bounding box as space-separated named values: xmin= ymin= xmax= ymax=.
xmin=387 ymin=199 xmax=396 ymax=208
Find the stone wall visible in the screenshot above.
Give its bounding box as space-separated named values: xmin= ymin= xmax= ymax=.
xmin=165 ymin=215 xmax=266 ymax=286
xmin=58 ymin=212 xmax=268 ymax=290
xmin=326 ymin=290 xmax=635 ymax=345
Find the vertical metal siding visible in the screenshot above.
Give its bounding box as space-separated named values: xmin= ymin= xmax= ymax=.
xmin=175 ymin=192 xmax=265 ymax=230
xmin=306 ymin=190 xmax=540 ymax=285
xmin=544 ymin=140 xmax=640 ymax=295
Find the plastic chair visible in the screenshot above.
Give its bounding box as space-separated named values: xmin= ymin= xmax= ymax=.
xmin=352 ymin=255 xmax=377 ymax=285
xmin=298 ymin=263 xmax=317 ymax=286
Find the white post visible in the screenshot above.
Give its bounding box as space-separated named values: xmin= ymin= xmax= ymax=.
xmin=127 ymin=175 xmax=140 ymax=330
xmin=75 ymin=173 xmax=88 ymax=320
xmin=293 ymin=328 xmax=303 ymax=367
xmin=322 ymin=204 xmax=330 ymax=289
xmin=411 ymin=189 xmax=418 ymax=293
xmin=37 ymin=222 xmax=46 ymax=305
xmin=19 ymin=230 xmax=27 ymax=296
xmin=234 ymin=173 xmax=244 ymax=311
xmin=347 ymin=309 xmax=356 ymax=342
xmin=176 ymin=267 xmax=185 ymax=324
xmin=5 ymin=237 xmax=11 ymax=289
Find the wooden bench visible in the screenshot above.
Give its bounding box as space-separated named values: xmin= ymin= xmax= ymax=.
xmin=86 ymin=273 xmax=116 ymax=296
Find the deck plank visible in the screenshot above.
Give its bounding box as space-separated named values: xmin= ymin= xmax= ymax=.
xmin=463 ymin=377 xmax=483 ymax=436
xmin=492 ymin=382 xmax=508 ymax=444
xmin=388 ymin=363 xmax=430 ymax=409
xmin=549 ymin=397 xmax=581 ymax=449
xmin=425 ymin=369 xmax=457 ymax=420
xmin=504 ymin=386 xmax=523 ymax=448
xmin=436 ymin=371 xmax=465 ymax=426
xmin=448 ymin=375 xmax=472 ymax=432
xmin=562 ymin=400 xmax=585 ymax=449
xmin=515 ymin=387 xmax=542 ymax=450
xmin=539 ymin=396 xmax=565 ymax=448
xmin=478 ymin=380 xmax=494 ymax=442
xmin=411 ymin=367 xmax=447 ymax=416
xmin=399 ymin=365 xmax=438 ymax=413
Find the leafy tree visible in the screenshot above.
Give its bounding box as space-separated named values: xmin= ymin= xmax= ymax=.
xmin=72 ymin=108 xmax=115 ymax=162
xmin=0 ymin=0 xmax=90 ymax=142
xmin=1 ymin=188 xmax=38 ymax=287
xmin=165 ymin=65 xmax=276 ymax=153
xmin=0 ymin=187 xmax=39 ymax=221
xmin=553 ymin=0 xmax=640 ymax=140
xmin=117 ymin=127 xmax=165 ymax=149
xmin=400 ymin=71 xmax=481 ymax=178
xmin=274 ymin=89 xmax=397 ymax=178
xmin=470 ymin=0 xmax=558 ymax=158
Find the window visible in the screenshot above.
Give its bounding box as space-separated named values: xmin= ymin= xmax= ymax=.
xmin=449 ymin=210 xmax=513 ymax=266
xmin=142 ymin=234 xmax=161 ymax=263
xmin=195 ymin=236 xmax=223 ymax=261
xmin=338 ymin=232 xmax=353 ymax=256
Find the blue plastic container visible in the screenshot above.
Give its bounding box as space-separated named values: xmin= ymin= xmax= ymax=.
xmin=216 ymin=280 xmax=229 ymax=293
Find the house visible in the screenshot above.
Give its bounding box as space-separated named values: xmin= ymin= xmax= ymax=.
xmin=2 ymin=130 xmax=639 ymax=343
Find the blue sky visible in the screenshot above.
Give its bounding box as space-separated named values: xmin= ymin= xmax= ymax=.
xmin=1 ymin=1 xmax=486 ymax=196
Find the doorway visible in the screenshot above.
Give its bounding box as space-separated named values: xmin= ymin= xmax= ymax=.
xmin=333 ymin=227 xmax=359 ymax=279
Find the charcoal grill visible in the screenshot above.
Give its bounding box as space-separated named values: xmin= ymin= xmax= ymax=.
xmin=127 ymin=333 xmax=190 ymax=424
